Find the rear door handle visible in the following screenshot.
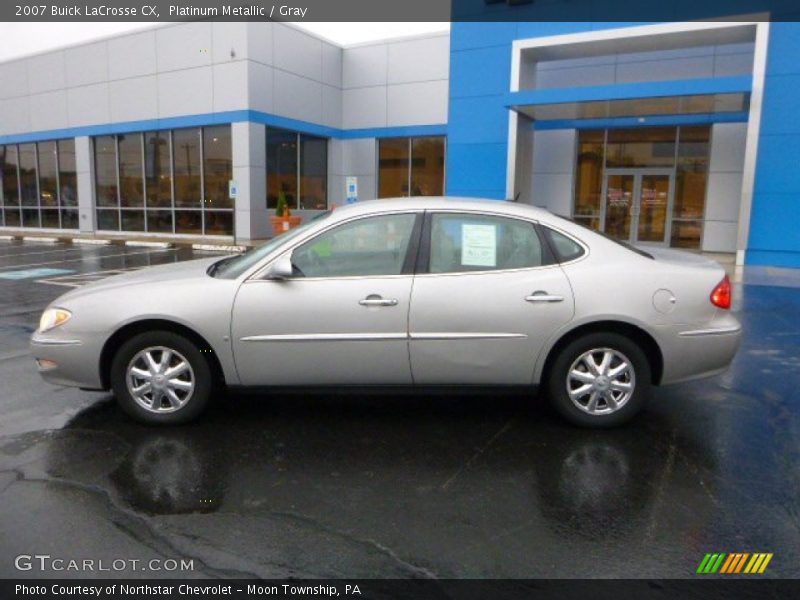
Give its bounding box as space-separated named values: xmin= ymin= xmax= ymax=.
xmin=359 ymin=295 xmax=399 ymax=307
xmin=525 ymin=291 xmax=564 ymax=303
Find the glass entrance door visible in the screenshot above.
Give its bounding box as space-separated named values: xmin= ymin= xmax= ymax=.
xmin=602 ymin=170 xmax=673 ymax=245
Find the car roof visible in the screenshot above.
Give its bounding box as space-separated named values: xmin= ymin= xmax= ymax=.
xmin=331 ymin=196 xmax=554 ymax=221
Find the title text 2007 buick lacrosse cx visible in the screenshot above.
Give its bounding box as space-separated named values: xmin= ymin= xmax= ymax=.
xmin=31 ymin=198 xmax=741 ymax=427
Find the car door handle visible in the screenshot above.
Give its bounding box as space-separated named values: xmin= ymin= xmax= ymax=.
xmin=359 ymin=296 xmax=399 ymax=307
xmin=525 ymin=291 xmax=564 ymax=303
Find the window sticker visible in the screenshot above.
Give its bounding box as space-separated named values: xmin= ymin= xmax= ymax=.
xmin=461 ymin=223 xmax=497 ymax=267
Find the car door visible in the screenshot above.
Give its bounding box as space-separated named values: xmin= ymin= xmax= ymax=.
xmin=231 ymin=211 xmax=421 ymax=386
xmin=408 ymin=211 xmax=575 ymax=384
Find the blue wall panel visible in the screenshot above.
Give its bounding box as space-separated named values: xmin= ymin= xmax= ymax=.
xmin=748 ymin=22 xmax=800 ymax=267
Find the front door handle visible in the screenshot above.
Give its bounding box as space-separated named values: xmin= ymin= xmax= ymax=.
xmin=525 ymin=291 xmax=564 ymax=303
xmin=359 ymin=295 xmax=399 ymax=307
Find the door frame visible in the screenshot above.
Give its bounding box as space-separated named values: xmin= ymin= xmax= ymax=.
xmin=600 ymin=167 xmax=675 ymax=246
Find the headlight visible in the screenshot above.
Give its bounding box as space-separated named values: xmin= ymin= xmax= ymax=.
xmin=39 ymin=308 xmax=72 ymax=333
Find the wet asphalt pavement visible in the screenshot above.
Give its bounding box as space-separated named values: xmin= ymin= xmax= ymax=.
xmin=0 ymin=239 xmax=798 ymax=579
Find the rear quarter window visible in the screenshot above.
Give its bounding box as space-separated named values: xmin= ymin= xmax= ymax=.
xmin=541 ymin=227 xmax=586 ymax=263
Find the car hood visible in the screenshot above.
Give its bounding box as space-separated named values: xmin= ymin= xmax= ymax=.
xmin=54 ymin=256 xmax=228 ymax=303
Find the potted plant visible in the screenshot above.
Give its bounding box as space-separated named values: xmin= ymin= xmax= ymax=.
xmin=269 ymin=191 xmax=303 ymax=235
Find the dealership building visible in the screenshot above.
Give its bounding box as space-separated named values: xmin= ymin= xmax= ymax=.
xmin=0 ymin=8 xmax=798 ymax=266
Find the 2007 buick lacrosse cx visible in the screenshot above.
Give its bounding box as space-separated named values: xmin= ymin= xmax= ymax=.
xmin=31 ymin=198 xmax=741 ymax=427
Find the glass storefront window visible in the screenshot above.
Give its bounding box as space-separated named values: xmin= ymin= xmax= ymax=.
xmin=118 ymin=134 xmax=144 ymax=208
xmin=265 ymin=128 xmax=328 ymax=210
xmin=37 ymin=141 xmax=58 ymax=208
xmin=18 ymin=144 xmax=38 ymax=208
xmin=411 ymin=137 xmax=445 ymax=196
xmin=573 ymin=129 xmax=604 ymax=230
xmin=92 ymin=126 xmax=233 ymax=235
xmin=300 ymin=135 xmax=327 ymax=210
xmin=266 ymin=128 xmax=298 ymax=209
xmin=173 ymin=128 xmax=202 ymax=209
xmin=606 ymin=127 xmax=676 ymax=168
xmin=378 ymin=136 xmax=446 ymax=199
xmin=58 ymin=140 xmax=77 ymax=208
xmin=1 ymin=140 xmax=79 ymax=230
xmin=203 ymin=126 xmax=232 ymax=210
xmin=574 ymin=125 xmax=712 ymax=250
xmin=94 ymin=136 xmax=118 ymax=208
xmin=145 ymin=131 xmax=172 ymax=209
xmin=378 ymin=138 xmax=410 ymax=198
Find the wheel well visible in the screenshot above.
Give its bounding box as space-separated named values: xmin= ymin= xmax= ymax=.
xmin=99 ymin=319 xmax=226 ymax=390
xmin=541 ymin=321 xmax=664 ymax=385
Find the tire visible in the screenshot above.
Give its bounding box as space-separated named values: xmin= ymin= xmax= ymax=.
xmin=546 ymin=332 xmax=651 ymax=428
xmin=110 ymin=331 xmax=213 ymax=425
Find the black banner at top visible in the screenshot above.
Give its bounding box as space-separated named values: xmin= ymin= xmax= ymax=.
xmin=1 ymin=0 xmax=800 ymax=22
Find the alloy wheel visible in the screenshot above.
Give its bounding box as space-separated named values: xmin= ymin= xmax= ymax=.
xmin=566 ymin=347 xmax=636 ymax=415
xmin=126 ymin=346 xmax=195 ymax=413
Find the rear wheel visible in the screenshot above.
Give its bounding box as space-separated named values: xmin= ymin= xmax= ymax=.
xmin=111 ymin=331 xmax=213 ymax=425
xmin=546 ymin=332 xmax=651 ymax=428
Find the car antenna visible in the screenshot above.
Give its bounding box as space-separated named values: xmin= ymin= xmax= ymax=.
xmin=509 ymin=192 xmax=521 ymax=203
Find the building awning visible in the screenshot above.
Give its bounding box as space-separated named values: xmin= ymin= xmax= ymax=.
xmin=507 ymin=76 xmax=751 ymax=124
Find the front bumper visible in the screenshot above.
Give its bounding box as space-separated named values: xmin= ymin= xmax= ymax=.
xmin=30 ymin=332 xmax=105 ymax=389
xmin=657 ymin=315 xmax=742 ymax=385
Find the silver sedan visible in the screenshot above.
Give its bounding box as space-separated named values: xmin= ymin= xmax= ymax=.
xmin=31 ymin=198 xmax=741 ymax=427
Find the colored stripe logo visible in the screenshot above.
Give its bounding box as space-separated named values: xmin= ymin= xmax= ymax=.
xmin=697 ymin=553 xmax=773 ymax=574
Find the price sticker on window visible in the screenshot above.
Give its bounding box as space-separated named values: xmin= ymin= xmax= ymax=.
xmin=461 ymin=223 xmax=496 ymax=267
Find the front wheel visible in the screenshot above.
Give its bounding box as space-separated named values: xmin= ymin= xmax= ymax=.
xmin=546 ymin=332 xmax=651 ymax=428
xmin=110 ymin=331 xmax=213 ymax=425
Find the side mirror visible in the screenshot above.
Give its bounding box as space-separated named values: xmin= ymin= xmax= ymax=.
xmin=264 ymin=254 xmax=294 ymax=280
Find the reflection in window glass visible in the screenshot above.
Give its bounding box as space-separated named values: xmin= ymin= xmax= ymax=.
xmin=18 ymin=144 xmax=38 ymax=207
xmin=573 ymin=130 xmax=604 ymax=230
xmin=203 ymin=126 xmax=232 ymax=210
xmin=58 ymin=140 xmax=77 ymax=208
xmin=61 ymin=209 xmax=78 ymax=229
xmin=430 ymin=214 xmax=544 ymax=274
xmin=2 ymin=145 xmax=20 ymax=207
xmin=96 ymin=209 xmax=119 ymax=231
xmin=173 ymin=128 xmax=201 ymax=209
xmin=378 ymin=138 xmax=409 ymax=198
xmin=266 ymin=128 xmax=298 ymax=209
xmin=94 ymin=136 xmax=118 ymax=208
xmin=379 ymin=137 xmax=446 ymax=198
xmin=121 ymin=210 xmax=145 ymax=232
xmin=300 ymin=135 xmax=327 ymax=209
xmin=118 ymin=134 xmax=144 ymax=207
xmin=205 ymin=210 xmax=233 ymax=235
xmin=22 ymin=208 xmax=39 ymax=227
xmin=147 ymin=210 xmax=173 ymax=233
xmin=411 ymin=137 xmax=445 ymax=196
xmin=674 ymin=126 xmax=710 ymax=220
xmin=41 ymin=209 xmax=60 ymax=228
xmin=175 ymin=210 xmax=202 ymax=235
xmin=606 ymin=127 xmax=676 ymax=168
xmin=145 ymin=131 xmax=172 ymax=208
xmin=37 ymin=141 xmax=58 ymax=207
xmin=293 ymin=213 xmax=416 ymax=278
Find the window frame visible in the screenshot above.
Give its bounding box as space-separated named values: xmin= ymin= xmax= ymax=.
xmin=416 ymin=210 xmax=557 ymax=276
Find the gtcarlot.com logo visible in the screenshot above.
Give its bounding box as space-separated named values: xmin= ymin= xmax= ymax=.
xmin=696 ymin=552 xmax=773 ymax=574
xmin=14 ymin=554 xmax=194 ymax=572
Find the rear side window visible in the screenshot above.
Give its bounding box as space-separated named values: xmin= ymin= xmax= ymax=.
xmin=541 ymin=227 xmax=586 ymax=262
xmin=429 ymin=213 xmax=549 ymax=273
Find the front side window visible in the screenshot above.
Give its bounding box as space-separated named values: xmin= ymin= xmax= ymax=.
xmin=292 ymin=213 xmax=417 ymax=278
xmin=429 ymin=214 xmax=546 ymax=274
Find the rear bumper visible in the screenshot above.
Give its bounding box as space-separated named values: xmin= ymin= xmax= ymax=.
xmin=30 ymin=333 xmax=105 ymax=389
xmin=658 ymin=319 xmax=742 ymax=385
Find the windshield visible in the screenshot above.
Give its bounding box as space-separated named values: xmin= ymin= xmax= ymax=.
xmin=211 ymin=212 xmax=331 ymax=279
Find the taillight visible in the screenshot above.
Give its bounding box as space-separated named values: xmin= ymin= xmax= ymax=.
xmin=710 ymin=275 xmax=732 ymax=309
